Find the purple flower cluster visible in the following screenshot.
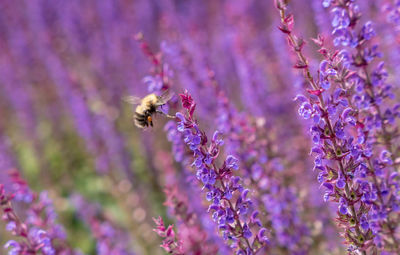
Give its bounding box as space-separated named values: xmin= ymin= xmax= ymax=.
xmin=215 ymin=86 xmax=312 ymax=254
xmin=277 ymin=0 xmax=400 ymax=253
xmin=173 ymin=90 xmax=268 ymax=254
xmin=163 ymin=122 xmax=232 ymax=254
xmin=1 ymin=171 xmax=76 ymax=255
xmin=324 ymin=0 xmax=400 ymax=251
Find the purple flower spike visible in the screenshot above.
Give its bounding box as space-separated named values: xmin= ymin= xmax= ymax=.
xmin=277 ymin=1 xmax=400 ymax=253
xmin=175 ymin=90 xmax=268 ymax=254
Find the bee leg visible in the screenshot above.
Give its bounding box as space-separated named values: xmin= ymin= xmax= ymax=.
xmin=156 ymin=110 xmax=175 ymax=119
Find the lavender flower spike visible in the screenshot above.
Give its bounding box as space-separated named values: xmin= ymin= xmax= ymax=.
xmin=175 ymin=90 xmax=269 ymax=254
xmin=323 ymin=0 xmax=400 ymax=252
xmin=276 ymin=0 xmax=400 ymax=253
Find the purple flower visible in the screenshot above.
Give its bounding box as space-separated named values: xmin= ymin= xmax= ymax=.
xmin=4 ymin=240 xmax=21 ymax=255
xmin=361 ymin=21 xmax=375 ymax=41
xmin=331 ymin=7 xmax=350 ymax=29
xmin=338 ymin=200 xmax=348 ymax=215
xmin=298 ymin=102 xmax=313 ymax=119
xmin=380 ymin=150 xmax=393 ymax=165
xmin=143 ymin=75 xmax=163 ymax=92
xmin=336 ymin=177 xmax=346 ymax=189
xmin=225 ymin=155 xmax=239 ymax=170
xmin=5 ymin=221 xmax=16 ymax=232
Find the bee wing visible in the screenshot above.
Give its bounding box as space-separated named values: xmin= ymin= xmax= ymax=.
xmin=156 ymin=90 xmax=174 ymax=106
xmin=123 ymin=96 xmax=142 ymax=105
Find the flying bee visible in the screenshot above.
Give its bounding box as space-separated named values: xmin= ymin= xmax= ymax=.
xmin=124 ymin=90 xmax=174 ymax=128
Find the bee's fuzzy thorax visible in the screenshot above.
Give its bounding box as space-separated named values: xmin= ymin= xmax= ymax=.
xmin=135 ymin=94 xmax=157 ymax=114
xmin=141 ymin=94 xmax=158 ymax=106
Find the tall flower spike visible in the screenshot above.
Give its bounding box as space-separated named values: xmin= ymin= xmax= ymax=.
xmin=213 ymin=76 xmax=312 ymax=254
xmin=323 ymin=0 xmax=400 ymax=252
xmin=174 ymin=90 xmax=269 ymax=254
xmin=164 ymin=121 xmax=232 ymax=255
xmin=276 ymin=1 xmax=400 ymax=253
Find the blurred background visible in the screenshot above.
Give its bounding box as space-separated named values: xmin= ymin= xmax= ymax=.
xmin=0 ymin=0 xmax=397 ymax=254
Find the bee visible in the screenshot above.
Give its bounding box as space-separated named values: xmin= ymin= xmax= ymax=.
xmin=124 ymin=90 xmax=174 ymax=128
